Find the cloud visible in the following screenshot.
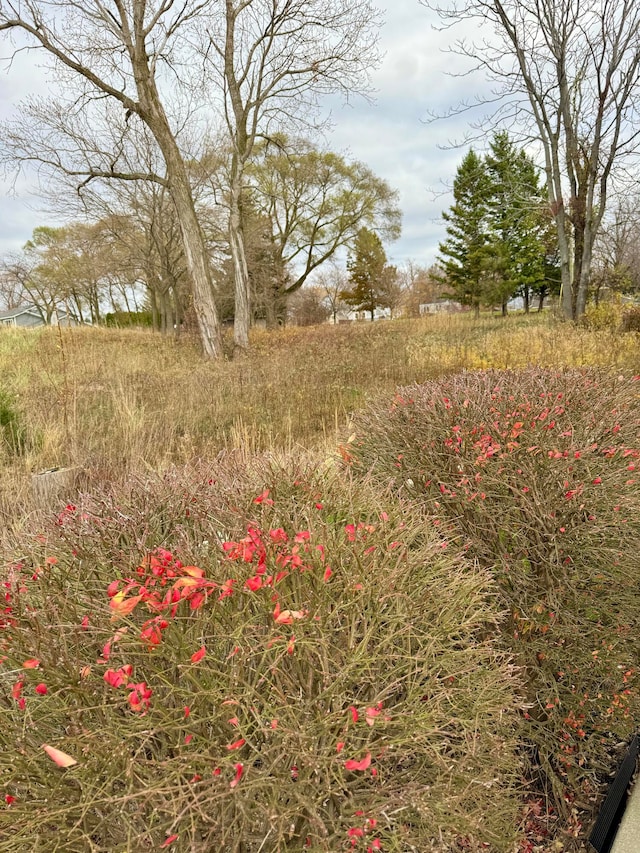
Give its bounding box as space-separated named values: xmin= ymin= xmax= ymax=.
xmin=0 ymin=0 xmax=492 ymax=269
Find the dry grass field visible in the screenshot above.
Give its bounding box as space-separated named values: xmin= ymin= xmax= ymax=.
xmin=0 ymin=312 xmax=638 ymax=851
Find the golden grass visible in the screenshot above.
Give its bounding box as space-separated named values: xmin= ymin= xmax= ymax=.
xmin=0 ymin=312 xmax=638 ymax=531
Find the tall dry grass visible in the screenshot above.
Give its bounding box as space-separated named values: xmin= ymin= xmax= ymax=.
xmin=0 ymin=312 xmax=638 ymax=533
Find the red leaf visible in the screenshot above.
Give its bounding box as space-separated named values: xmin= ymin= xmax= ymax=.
xmin=22 ymin=658 xmax=40 ymax=669
xmin=344 ymin=752 xmax=372 ymax=772
xmin=230 ymin=762 xmax=244 ymax=788
xmin=160 ymin=834 xmax=179 ymax=848
xmin=226 ymin=738 xmax=246 ymax=750
xmin=35 ymin=683 xmax=48 ymax=695
xmin=109 ymin=593 xmax=143 ymax=621
xmin=190 ymin=646 xmax=206 ymax=664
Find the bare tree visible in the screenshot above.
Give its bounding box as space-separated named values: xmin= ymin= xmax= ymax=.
xmin=204 ymin=0 xmax=383 ymax=349
xmin=424 ymin=0 xmax=640 ymax=320
xmin=0 ymin=1 xmax=225 ymax=357
xmin=314 ymin=262 xmax=350 ymax=324
xmin=0 ymin=265 xmax=26 ymax=311
xmin=592 ymin=193 xmax=640 ymax=302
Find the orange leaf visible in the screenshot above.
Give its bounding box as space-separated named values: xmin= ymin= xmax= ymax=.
xmin=42 ymin=744 xmax=78 ymax=768
xmin=22 ymin=659 xmax=41 ymax=669
xmin=273 ymin=607 xmax=308 ymax=624
xmin=181 ymin=566 xmax=205 ymax=578
xmin=109 ymin=593 xmax=143 ymax=621
xmin=173 ymin=577 xmax=200 ymax=590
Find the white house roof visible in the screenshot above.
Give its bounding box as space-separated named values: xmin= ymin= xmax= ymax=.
xmin=0 ymin=305 xmax=42 ymax=320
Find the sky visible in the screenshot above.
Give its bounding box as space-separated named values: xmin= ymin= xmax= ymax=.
xmin=0 ymin=0 xmax=488 ymax=269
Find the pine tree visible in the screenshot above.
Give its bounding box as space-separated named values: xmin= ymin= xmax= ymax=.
xmin=439 ymin=136 xmax=555 ymax=316
xmin=484 ymin=132 xmax=547 ymax=314
xmin=341 ymin=228 xmax=393 ymax=320
xmin=438 ymin=149 xmax=492 ymax=317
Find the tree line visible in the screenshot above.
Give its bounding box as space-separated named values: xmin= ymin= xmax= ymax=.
xmin=0 ymin=136 xmax=401 ymax=331
xmin=0 ymin=0 xmax=387 ymax=356
xmin=3 ymin=0 xmax=640 ymax=352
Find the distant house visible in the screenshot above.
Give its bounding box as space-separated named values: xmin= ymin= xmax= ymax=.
xmin=329 ymin=306 xmax=391 ymax=324
xmin=0 ymin=306 xmax=77 ymax=328
xmin=419 ymin=300 xmax=463 ymax=315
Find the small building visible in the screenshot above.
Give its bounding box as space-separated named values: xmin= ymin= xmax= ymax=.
xmin=0 ymin=305 xmax=76 ymax=328
xmin=328 ymin=307 xmax=391 ymax=324
xmin=419 ymin=300 xmax=463 ymax=315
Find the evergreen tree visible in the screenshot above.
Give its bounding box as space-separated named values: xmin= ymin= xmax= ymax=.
xmin=438 ymin=135 xmax=555 ymax=315
xmin=484 ymin=132 xmax=547 ymax=314
xmin=341 ymin=228 xmax=394 ymax=320
xmin=438 ymin=149 xmax=492 ymax=317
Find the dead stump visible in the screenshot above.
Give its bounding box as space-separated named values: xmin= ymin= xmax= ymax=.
xmin=31 ymin=466 xmax=83 ymax=509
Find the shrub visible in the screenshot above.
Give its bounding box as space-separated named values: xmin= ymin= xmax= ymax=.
xmin=0 ymin=388 xmax=27 ymax=457
xmin=0 ymin=456 xmax=521 ymax=852
xmin=349 ymin=369 xmax=640 ymax=836
xmin=620 ymin=305 xmax=640 ymax=333
xmin=581 ymin=301 xmax=623 ymax=331
xmin=104 ymin=310 xmax=153 ymax=327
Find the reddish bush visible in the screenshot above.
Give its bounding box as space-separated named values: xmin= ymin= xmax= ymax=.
xmin=0 ymin=457 xmax=520 ymax=851
xmin=351 ymin=369 xmax=640 ymax=838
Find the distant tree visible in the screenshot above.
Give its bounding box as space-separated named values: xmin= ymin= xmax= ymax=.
xmin=591 ymin=196 xmax=640 ymax=304
xmin=287 ymin=287 xmax=331 ymax=327
xmin=425 ymin=0 xmax=640 ymax=320
xmin=0 ymin=1 xmax=225 ymax=357
xmin=438 ymin=149 xmax=491 ymax=317
xmin=400 ymin=262 xmax=447 ymax=317
xmin=247 ymin=137 xmax=402 ymax=322
xmin=341 ymin=228 xmax=395 ymax=320
xmin=484 ymin=133 xmax=548 ymax=315
xmin=0 ymin=266 xmax=25 ymax=312
xmin=313 ymin=263 xmax=350 ymax=324
xmin=216 ymin=207 xmax=290 ymax=327
xmin=206 ymin=0 xmax=383 ymax=350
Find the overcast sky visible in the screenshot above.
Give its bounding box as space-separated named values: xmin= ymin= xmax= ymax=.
xmin=0 ymin=0 xmax=488 ymax=268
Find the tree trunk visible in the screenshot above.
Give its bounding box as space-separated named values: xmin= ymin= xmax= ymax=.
xmin=552 ymin=203 xmax=574 ymax=321
xmin=150 ymin=289 xmax=159 ymax=331
xmin=523 ymin=284 xmax=530 ymax=313
xmin=165 ymin=167 xmax=224 ymax=357
xmin=538 ymin=288 xmax=546 ymax=312
xmin=137 ymin=78 xmax=224 ymax=358
xmin=576 ymin=224 xmax=594 ymax=318
xmin=229 ymin=165 xmax=251 ymax=350
xmin=173 ymin=287 xmax=182 ymax=337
